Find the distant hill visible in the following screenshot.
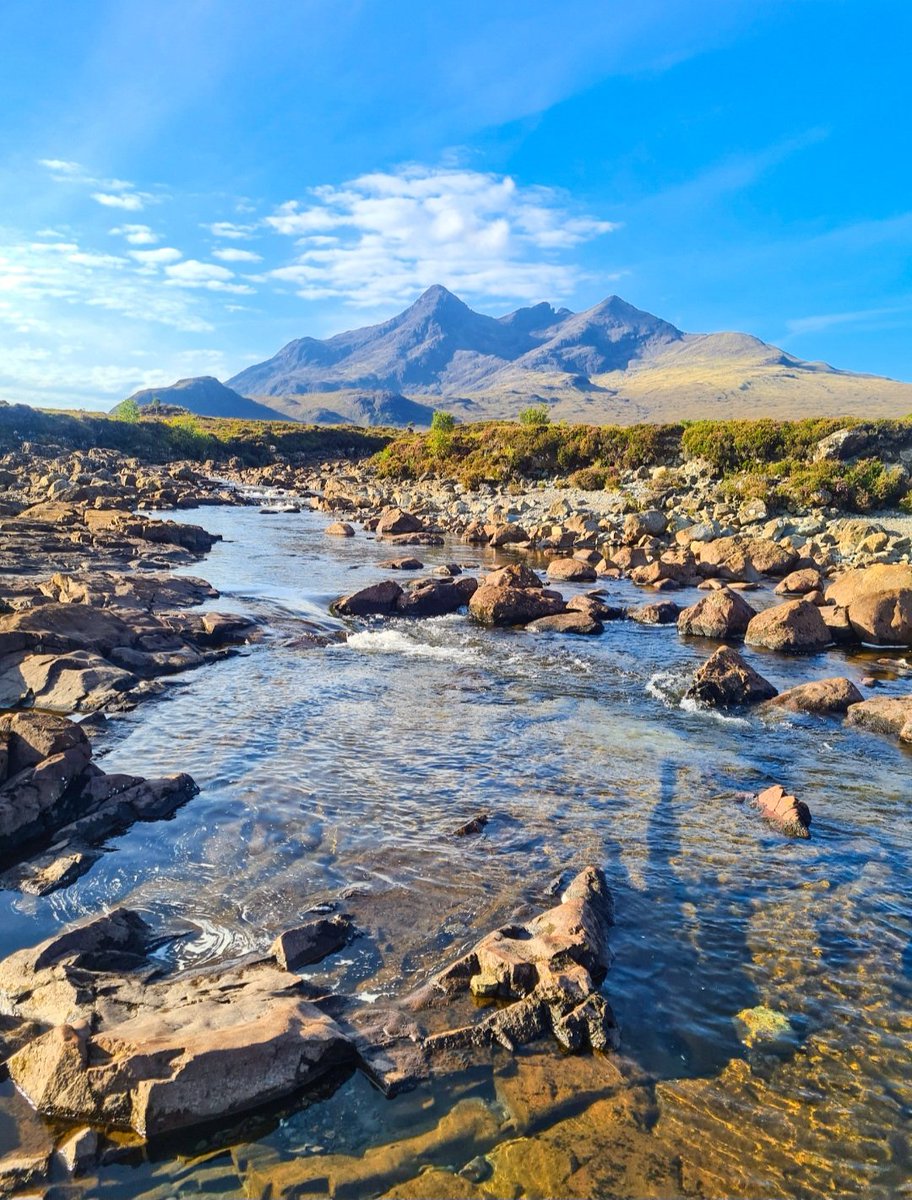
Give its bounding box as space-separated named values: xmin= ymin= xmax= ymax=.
xmin=224 ymin=286 xmax=912 ymax=425
xmin=115 ymin=377 xmax=291 ymax=422
xmin=259 ymin=388 xmax=438 ymax=427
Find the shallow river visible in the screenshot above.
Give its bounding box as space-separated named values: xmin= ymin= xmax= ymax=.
xmin=1 ymin=505 xmax=910 ymax=1199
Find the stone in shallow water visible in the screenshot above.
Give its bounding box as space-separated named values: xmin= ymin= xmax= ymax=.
xmin=685 ymin=646 xmax=778 ymax=708
xmin=734 ymin=1004 xmax=795 ymax=1047
xmin=271 ymin=915 xmax=355 ymax=970
xmin=756 ymin=784 xmax=811 ymax=838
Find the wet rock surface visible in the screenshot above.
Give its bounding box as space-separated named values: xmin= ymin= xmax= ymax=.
xmin=686 ymin=646 xmax=779 ymax=707
xmin=0 ymin=711 xmax=198 ymax=894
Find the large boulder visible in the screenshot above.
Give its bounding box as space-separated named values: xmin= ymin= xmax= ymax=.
xmin=767 ymin=677 xmax=863 ymax=715
xmin=685 ymin=647 xmax=778 ymax=708
xmin=744 ymin=600 xmax=831 ymax=654
xmin=678 ymin=588 xmax=757 ymax=640
xmin=395 ymin=577 xmax=477 ymax=617
xmin=376 ymin=508 xmax=423 ymax=536
xmin=469 ymin=585 xmax=565 ymax=627
xmin=845 ymin=696 xmax=912 ymax=740
xmin=825 ymin=564 xmax=912 ymax=645
xmin=332 ymin=580 xmax=403 ymax=616
xmin=546 ymin=558 xmax=597 ymax=583
xmin=482 ymin=563 xmax=543 ymax=590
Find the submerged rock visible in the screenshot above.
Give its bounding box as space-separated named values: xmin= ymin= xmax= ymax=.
xmin=686 ymin=646 xmax=778 ymax=708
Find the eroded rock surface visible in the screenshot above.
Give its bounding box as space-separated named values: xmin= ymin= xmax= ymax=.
xmin=417 ymin=866 xmax=618 ymax=1055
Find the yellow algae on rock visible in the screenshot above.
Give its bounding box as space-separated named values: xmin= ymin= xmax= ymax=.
xmin=735 ymin=1004 xmax=794 ymax=1047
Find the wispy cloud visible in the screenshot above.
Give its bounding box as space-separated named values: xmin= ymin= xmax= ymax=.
xmin=786 ymin=304 xmax=912 ymax=337
xmin=164 ymin=258 xmax=254 ymax=293
xmin=110 ymin=223 xmax=159 ymax=245
xmin=92 ymin=191 xmax=144 ymax=210
xmin=262 ymin=165 xmax=617 ymax=306
xmin=130 ymin=247 xmax=183 ymax=266
xmin=212 ymin=247 xmax=262 ymax=263
xmin=207 ymin=221 xmax=257 ymax=239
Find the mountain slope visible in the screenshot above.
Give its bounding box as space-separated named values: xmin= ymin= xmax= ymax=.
xmin=222 ymin=287 xmax=912 ymax=426
xmin=118 ymin=377 xmax=292 ymax=422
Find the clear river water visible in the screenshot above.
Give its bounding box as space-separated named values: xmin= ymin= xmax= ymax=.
xmin=0 ymin=503 xmax=910 ymax=1199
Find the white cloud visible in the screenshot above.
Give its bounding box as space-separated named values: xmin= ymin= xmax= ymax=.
xmin=92 ymin=191 xmax=146 ymax=211
xmin=38 ymin=158 xmax=82 ymax=175
xmin=130 ymin=247 xmax=183 ymax=266
xmin=207 ymin=221 xmax=256 ymax=239
xmin=261 ymin=165 xmax=617 ymax=306
xmin=164 ymin=258 xmax=254 ymax=293
xmin=111 ymin=223 xmax=159 ymax=245
xmin=212 ymin=247 xmax=262 ymax=263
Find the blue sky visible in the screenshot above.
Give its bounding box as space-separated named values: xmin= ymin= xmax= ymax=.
xmin=1 ymin=0 xmax=909 ymax=408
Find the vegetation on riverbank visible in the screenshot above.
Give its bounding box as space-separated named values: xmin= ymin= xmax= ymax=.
xmin=0 ymin=402 xmax=392 ymax=465
xmin=372 ymin=415 xmax=912 ymax=513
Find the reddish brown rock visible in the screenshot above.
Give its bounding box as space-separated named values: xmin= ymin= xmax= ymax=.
xmin=685 ymin=646 xmax=778 ymax=708
xmin=767 ymin=677 xmax=863 ymax=715
xmin=332 ymin=580 xmax=403 ymax=616
xmin=567 ymin=595 xmax=626 ymax=621
xmin=482 ymin=563 xmax=543 ymax=590
xmin=678 ymin=587 xmax=757 ymax=640
xmin=376 ymin=508 xmax=424 ymax=536
xmin=546 ymin=558 xmax=597 ymax=583
xmin=756 ymin=784 xmax=811 ymax=838
xmin=422 ymin=866 xmax=618 ymax=1055
xmin=744 ymin=600 xmax=831 ymax=654
xmin=526 ymin=611 xmax=604 ymax=636
xmin=775 ymin=567 xmax=823 ymax=596
xmin=395 ymin=576 xmax=477 ymax=617
xmin=270 ymin=916 xmax=355 ymax=970
xmin=825 ymin=564 xmax=912 ymax=645
xmin=469 ymin=584 xmax=565 ymax=627
xmin=324 ymin=521 xmax=355 ymax=537
xmin=845 ymin=696 xmax=912 ymax=738
xmin=629 ymin=601 xmax=680 ymax=625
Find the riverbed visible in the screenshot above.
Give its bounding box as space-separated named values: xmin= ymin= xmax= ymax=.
xmin=1 ymin=504 xmax=910 ymax=1198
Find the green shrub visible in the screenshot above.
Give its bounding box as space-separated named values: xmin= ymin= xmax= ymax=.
xmin=519 ymin=404 xmax=551 ymax=427
xmin=112 ymin=397 xmax=141 ymax=423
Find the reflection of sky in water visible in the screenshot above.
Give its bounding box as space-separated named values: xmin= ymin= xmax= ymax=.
xmin=1 ymin=505 xmax=910 ymax=1197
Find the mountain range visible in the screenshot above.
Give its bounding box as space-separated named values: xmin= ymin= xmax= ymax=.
xmin=120 ymin=286 xmax=912 ymax=426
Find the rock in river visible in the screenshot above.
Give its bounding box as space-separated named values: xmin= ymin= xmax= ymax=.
xmin=756 ymin=784 xmax=811 ymax=838
xmin=2 ymin=912 xmax=353 ymax=1138
xmin=527 ymin=611 xmax=604 ymax=636
xmin=418 ymin=866 xmax=618 ymax=1055
xmin=332 ymin=579 xmax=403 ymax=616
xmin=825 ymin=564 xmax=912 ymax=645
xmin=767 ymin=677 xmax=863 ymax=715
xmin=744 ymin=600 xmax=831 ymax=654
xmin=678 ymin=587 xmax=757 ymax=640
xmin=546 ymin=557 xmax=597 ymax=583
xmin=686 ymin=646 xmax=778 ymax=708
xmin=469 ymin=584 xmax=565 ymax=627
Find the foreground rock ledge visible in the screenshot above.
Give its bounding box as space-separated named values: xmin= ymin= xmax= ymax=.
xmin=415 ymin=866 xmax=619 ymax=1055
